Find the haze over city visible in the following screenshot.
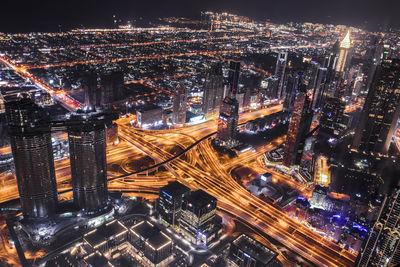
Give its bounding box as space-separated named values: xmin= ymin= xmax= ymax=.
xmin=1 ymin=0 xmax=400 ymax=32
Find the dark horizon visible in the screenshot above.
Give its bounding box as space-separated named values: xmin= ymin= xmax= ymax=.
xmin=1 ymin=0 xmax=399 ymax=33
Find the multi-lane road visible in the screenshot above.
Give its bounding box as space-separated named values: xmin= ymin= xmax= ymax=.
xmin=0 ymin=101 xmax=356 ymax=266
xmin=0 ymin=30 xmax=357 ymax=265
xmin=115 ymin=106 xmax=355 ymax=267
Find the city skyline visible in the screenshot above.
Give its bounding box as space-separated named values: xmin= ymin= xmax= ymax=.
xmin=0 ymin=8 xmax=400 ymax=267
xmin=1 ymin=0 xmax=400 ymax=33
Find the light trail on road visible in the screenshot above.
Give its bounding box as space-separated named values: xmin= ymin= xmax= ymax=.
xmin=113 ymin=106 xmax=355 ymax=266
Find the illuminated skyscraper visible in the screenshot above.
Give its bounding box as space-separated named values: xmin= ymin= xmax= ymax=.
xmin=306 ymin=61 xmax=322 ymax=109
xmin=335 ymin=31 xmax=351 ymax=73
xmin=201 ymin=11 xmax=213 ymax=31
xmin=356 ymin=187 xmax=400 ymax=266
xmin=172 ymin=83 xmax=188 ymax=125
xmin=68 ymin=109 xmax=111 ymax=213
xmin=352 ymin=59 xmax=400 ymax=155
xmin=275 ymin=52 xmax=288 ymax=98
xmin=242 ymin=75 xmax=261 ymax=111
xmin=362 ymin=37 xmax=384 ymax=94
xmin=284 ymin=63 xmax=320 ymax=116
xmin=313 ymin=155 xmax=331 ymax=186
xmin=217 ymin=61 xmax=240 ymax=147
xmin=319 ymin=96 xmax=347 ymax=138
xmin=282 ymin=82 xmax=313 ymax=167
xmin=320 ymin=45 xmax=340 ymax=99
xmin=217 ymin=97 xmax=239 ymax=147
xmin=202 ymin=63 xmax=224 ymax=118
xmin=157 ymin=181 xmax=190 ymax=228
xmin=179 ymin=189 xmax=218 ymax=245
xmin=5 ymin=97 xmax=58 ymax=219
xmin=282 ymin=68 xmax=301 ymax=115
xmin=261 ymin=76 xmax=279 ymax=100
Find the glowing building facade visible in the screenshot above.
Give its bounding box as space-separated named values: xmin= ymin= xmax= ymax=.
xmin=282 ymin=82 xmax=313 ymax=167
xmin=217 ymin=61 xmax=240 ymax=147
xmin=356 ymin=188 xmax=400 ymax=266
xmin=68 ymin=109 xmax=109 ymax=213
xmin=335 ymin=31 xmax=351 ymax=73
xmin=352 ymin=59 xmax=400 ymax=155
xmin=275 ymin=52 xmax=288 ymax=98
xmin=172 ymin=83 xmax=188 ymax=125
xmin=5 ymin=97 xmax=58 ymax=219
xmin=203 ymin=63 xmax=224 ymax=118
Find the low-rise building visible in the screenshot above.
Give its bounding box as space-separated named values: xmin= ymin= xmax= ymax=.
xmin=129 ymin=220 xmax=173 ymax=266
xmin=83 ymin=220 xmax=129 ymax=253
xmin=136 ymin=105 xmax=163 ymax=129
xmin=228 ymin=234 xmax=282 ymax=267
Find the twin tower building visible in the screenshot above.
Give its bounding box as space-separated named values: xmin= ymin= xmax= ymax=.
xmin=5 ymin=96 xmax=116 ymax=220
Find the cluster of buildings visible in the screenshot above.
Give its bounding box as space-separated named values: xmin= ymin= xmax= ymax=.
xmin=156 ymin=181 xmax=221 ymax=246
xmin=45 ymin=218 xmax=177 ymax=267
xmin=0 ymin=10 xmax=400 ymax=267
xmin=3 ymin=94 xmax=118 ymax=251
xmin=252 ymin=28 xmax=400 ymax=263
xmin=40 ymin=179 xmax=282 ymax=267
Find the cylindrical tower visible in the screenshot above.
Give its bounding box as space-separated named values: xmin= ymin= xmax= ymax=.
xmin=5 ymin=97 xmax=58 ymax=219
xmin=67 ymin=109 xmax=109 ymax=213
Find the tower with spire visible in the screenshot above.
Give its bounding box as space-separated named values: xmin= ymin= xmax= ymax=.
xmin=335 ymin=31 xmax=351 ymax=73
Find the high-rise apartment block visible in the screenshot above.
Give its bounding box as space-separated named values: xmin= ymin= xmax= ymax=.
xmin=173 ymin=83 xmax=188 ymax=125
xmin=356 ymin=187 xmax=400 ymax=266
xmin=5 ymin=97 xmax=58 ymax=219
xmin=203 ymin=63 xmax=224 ymax=118
xmin=352 ymin=59 xmax=400 ymax=155
xmin=68 ymin=109 xmax=110 ymax=213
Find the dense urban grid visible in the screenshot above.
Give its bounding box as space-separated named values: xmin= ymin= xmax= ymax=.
xmin=0 ymin=11 xmax=400 ymax=267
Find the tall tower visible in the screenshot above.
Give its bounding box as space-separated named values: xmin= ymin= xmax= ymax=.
xmin=319 ymin=96 xmax=347 ymax=138
xmin=217 ymin=98 xmax=239 ymax=147
xmin=275 ymin=52 xmax=288 ymax=98
xmin=242 ymin=75 xmax=261 ymax=111
xmin=5 ymin=97 xmax=58 ymax=219
xmin=335 ymin=31 xmax=351 ymax=73
xmin=228 ymin=60 xmax=241 ymax=97
xmin=172 ymin=83 xmax=188 ymax=125
xmin=282 ymin=82 xmax=313 ymax=167
xmin=202 ymin=63 xmax=224 ymax=118
xmin=84 ymin=71 xmax=99 ymax=108
xmin=100 ymin=71 xmax=125 ymax=107
xmin=68 ymin=109 xmax=109 ymax=213
xmin=356 ymin=187 xmax=400 ymax=266
xmin=217 ymin=61 xmax=240 ymax=147
xmin=282 ymin=68 xmax=301 ymax=116
xmin=321 ymin=44 xmax=340 ymax=99
xmin=363 ymin=37 xmax=384 ymax=94
xmin=352 ymin=59 xmax=400 ymax=155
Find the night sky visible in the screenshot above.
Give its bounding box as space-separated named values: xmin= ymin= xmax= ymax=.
xmin=1 ymin=0 xmax=399 ymax=33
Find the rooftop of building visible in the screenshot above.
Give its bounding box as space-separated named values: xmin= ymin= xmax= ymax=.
xmin=130 ymin=220 xmax=172 ymax=250
xmin=83 ymin=220 xmax=128 ymax=249
xmin=160 ymin=181 xmax=190 ymax=198
xmin=221 ymin=96 xmax=239 ymax=108
xmin=314 ymin=184 xmax=329 ymax=194
xmin=83 ymin=252 xmax=109 ymax=267
xmin=185 ymin=189 xmax=217 ymax=209
xmin=232 ymin=234 xmax=277 ymax=265
xmin=3 ymin=94 xmax=39 ymax=109
xmin=340 ymin=31 xmax=351 ymax=49
xmin=137 ymin=104 xmax=162 ymax=112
